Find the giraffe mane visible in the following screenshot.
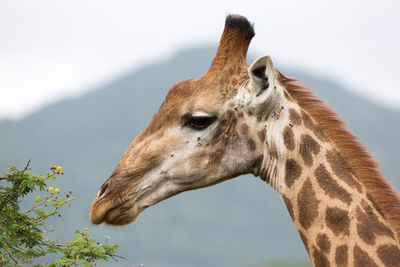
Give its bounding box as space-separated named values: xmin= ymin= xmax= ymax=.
xmin=277 ymin=71 xmax=400 ymax=235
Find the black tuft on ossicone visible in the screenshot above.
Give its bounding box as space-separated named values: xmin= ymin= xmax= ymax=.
xmin=225 ymin=14 xmax=255 ymax=40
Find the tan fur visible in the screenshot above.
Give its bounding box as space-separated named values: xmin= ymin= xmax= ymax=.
xmin=277 ymin=71 xmax=400 ymax=236
xmin=90 ymin=15 xmax=400 ymax=265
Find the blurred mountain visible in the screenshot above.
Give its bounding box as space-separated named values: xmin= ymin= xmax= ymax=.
xmin=0 ymin=47 xmax=399 ymax=267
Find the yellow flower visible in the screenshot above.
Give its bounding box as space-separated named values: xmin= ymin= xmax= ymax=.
xmin=57 ymin=166 xmax=62 ymax=172
xmin=55 ymin=188 xmax=60 ymax=194
xmin=48 ymin=186 xmax=54 ymax=192
xmin=85 ymin=227 xmax=88 ymax=232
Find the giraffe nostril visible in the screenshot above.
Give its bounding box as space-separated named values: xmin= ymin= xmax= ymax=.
xmin=97 ymin=182 xmax=109 ymax=199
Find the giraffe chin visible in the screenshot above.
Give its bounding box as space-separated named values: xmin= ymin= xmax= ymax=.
xmin=103 ymin=203 xmax=141 ymax=226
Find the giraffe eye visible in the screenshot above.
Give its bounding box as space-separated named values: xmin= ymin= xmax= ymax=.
xmin=182 ymin=114 xmax=217 ymax=130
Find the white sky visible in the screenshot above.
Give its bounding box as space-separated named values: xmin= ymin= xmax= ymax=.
xmin=1 ymin=0 xmax=399 ymax=120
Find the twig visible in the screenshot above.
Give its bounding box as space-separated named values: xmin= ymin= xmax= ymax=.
xmin=107 ymin=253 xmax=126 ymax=262
xmin=5 ymin=249 xmax=18 ymax=265
xmin=21 ymin=159 xmax=31 ymax=175
xmin=24 ymin=195 xmax=50 ymax=214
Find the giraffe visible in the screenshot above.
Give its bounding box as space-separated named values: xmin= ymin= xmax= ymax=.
xmin=89 ymin=15 xmax=400 ymax=266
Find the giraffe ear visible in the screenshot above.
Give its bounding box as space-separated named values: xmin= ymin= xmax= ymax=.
xmin=247 ymin=56 xmax=277 ymax=115
xmin=248 ymin=56 xmax=275 ymax=96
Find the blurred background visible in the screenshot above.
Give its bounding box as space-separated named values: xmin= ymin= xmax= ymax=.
xmin=1 ymin=1 xmax=399 ymax=266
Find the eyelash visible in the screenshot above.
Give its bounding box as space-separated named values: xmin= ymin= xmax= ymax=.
xmin=182 ymin=115 xmax=217 ymax=130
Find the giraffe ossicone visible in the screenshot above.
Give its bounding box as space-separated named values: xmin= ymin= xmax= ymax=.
xmin=90 ymin=15 xmax=400 ymax=266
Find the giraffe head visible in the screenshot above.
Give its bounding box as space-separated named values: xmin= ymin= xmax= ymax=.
xmin=89 ymin=15 xmax=285 ymax=226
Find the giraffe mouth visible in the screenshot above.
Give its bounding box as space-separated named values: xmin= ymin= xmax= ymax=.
xmin=90 ymin=197 xmax=143 ymax=226
xmin=103 ymin=201 xmax=141 ymax=226
xmin=89 ymin=177 xmax=174 ymax=226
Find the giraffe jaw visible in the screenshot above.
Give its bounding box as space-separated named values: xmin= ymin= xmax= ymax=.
xmin=90 ymin=177 xmax=182 ymax=226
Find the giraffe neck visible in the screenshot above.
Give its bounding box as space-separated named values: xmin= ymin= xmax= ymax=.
xmin=255 ymin=103 xmax=400 ymax=266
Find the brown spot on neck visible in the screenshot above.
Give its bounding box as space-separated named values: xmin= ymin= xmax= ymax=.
xmin=283 ymin=126 xmax=295 ymax=151
xmin=377 ymin=244 xmax=400 ymax=267
xmin=284 ymin=159 xmax=302 ymax=187
xmin=289 ymin=108 xmax=301 ymax=126
xmin=366 ymin=193 xmax=385 ymax=219
xmin=316 ymin=233 xmax=331 ymax=254
xmin=301 ymin=110 xmax=327 ymax=142
xmin=297 ymin=178 xmax=319 ymax=229
xmin=312 ymin=246 xmax=331 ymax=267
xmin=282 ymin=195 xmax=295 ymax=220
xmin=299 ymin=231 xmax=310 ymax=255
xmin=279 ymin=72 xmax=400 ymax=235
xmin=325 ymin=207 xmax=350 ymax=236
xmin=356 ymin=206 xmax=394 ymax=245
xmin=335 ymin=245 xmax=348 ymax=267
xmin=299 ymin=134 xmax=320 ymax=166
xmin=353 ymin=245 xmax=378 ymax=267
xmin=315 ymin=164 xmax=352 ymax=205
xmin=326 ymin=149 xmax=362 ymax=193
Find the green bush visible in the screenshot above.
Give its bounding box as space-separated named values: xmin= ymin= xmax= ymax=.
xmin=0 ymin=161 xmax=123 ymax=266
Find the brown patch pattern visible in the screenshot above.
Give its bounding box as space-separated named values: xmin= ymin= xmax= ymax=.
xmin=299 ymin=232 xmax=309 ymax=254
xmin=257 ymin=129 xmax=266 ymax=143
xmin=283 ymin=126 xmax=295 ymax=151
xmin=356 ymin=206 xmax=394 ymax=245
xmin=377 ymin=244 xmax=400 ymax=267
xmin=315 ymin=164 xmax=352 ymax=205
xmin=353 ymin=245 xmax=378 ymax=267
xmin=325 ymin=207 xmax=350 ymax=236
xmin=284 ymin=159 xmax=302 ymax=187
xmin=297 ymin=178 xmax=319 ymax=229
xmin=326 ymin=150 xmax=362 ymax=193
xmin=247 ymin=138 xmax=256 ymax=151
xmin=282 ymin=195 xmax=294 ymax=220
xmin=299 ymin=134 xmax=320 ymax=166
xmin=289 ymin=108 xmax=301 ymax=126
xmin=312 ymin=246 xmax=331 ymax=267
xmin=278 ymin=72 xmax=400 ymax=235
xmin=240 ymin=123 xmax=249 ymax=135
xmin=301 ymin=110 xmax=326 ymax=141
xmin=367 ymin=193 xmax=385 ymax=219
xmin=335 ymin=245 xmax=348 ymax=267
xmin=316 ymin=233 xmax=331 ymax=254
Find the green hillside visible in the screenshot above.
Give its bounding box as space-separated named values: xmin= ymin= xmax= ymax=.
xmin=0 ymin=47 xmax=399 ymax=267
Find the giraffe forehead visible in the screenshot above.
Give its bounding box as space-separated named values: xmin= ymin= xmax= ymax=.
xmin=162 ymin=74 xmax=248 ymax=113
xmin=140 ymin=64 xmax=250 ymax=140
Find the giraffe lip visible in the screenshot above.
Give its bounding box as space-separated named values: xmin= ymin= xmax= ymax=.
xmin=103 ymin=202 xmax=140 ymax=226
xmin=90 ymin=198 xmax=140 ymax=226
xmin=90 ymin=195 xmax=130 ymax=225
